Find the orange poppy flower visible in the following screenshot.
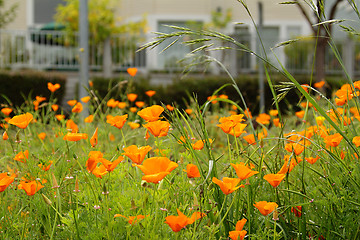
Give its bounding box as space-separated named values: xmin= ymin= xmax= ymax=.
xmin=256 ymin=113 xmax=271 ymax=125
xmin=301 ymin=84 xmax=309 ymax=93
xmin=109 ymin=132 xmax=115 ymax=141
xmin=38 ymin=132 xmax=46 ymax=140
xmin=353 ymin=136 xmax=360 ymax=147
xmin=118 ymin=102 xmax=126 ymax=109
xmin=305 ymin=156 xmax=320 ymax=164
xmin=145 ymin=90 xmax=156 ymax=97
xmin=254 ymin=201 xmax=278 ymax=216
xmin=89 ymin=80 xmax=93 ymax=87
xmin=107 ymin=99 xmax=118 ymax=108
xmin=92 ymin=164 xmax=108 ymax=178
xmin=72 ymin=102 xmax=83 ymax=113
xmin=165 ymin=209 xmax=191 ymax=232
xmin=114 ymin=214 xmax=146 ymax=225
xmin=128 ymin=122 xmax=140 ymax=129
xmin=231 ymin=162 xmax=259 ymax=181
xmin=243 ymin=134 xmax=256 ymax=145
xmin=8 ymin=113 xmax=33 ymax=129
xmin=269 ymin=110 xmax=278 ymax=116
xmin=291 ymin=206 xmax=302 ymax=217
xmin=63 ymin=133 xmax=88 ymax=141
xmin=107 ymin=114 xmax=128 ymax=129
xmin=207 ymin=95 xmax=218 ymax=104
xmin=212 ymin=177 xmax=244 ymax=195
xmin=273 ymin=118 xmax=282 ymax=127
xmin=14 ymin=150 xmax=29 ymax=163
xmin=185 ymin=109 xmax=193 ymax=115
xmin=36 ymin=96 xmax=46 ymax=103
xmin=136 ymin=157 xmax=178 ymax=183
xmin=135 ymin=101 xmax=145 ymax=108
xmin=130 ymin=107 xmax=138 ymax=113
xmin=18 ymin=180 xmax=44 ymax=196
xmin=47 ymin=82 xmax=60 ymax=92
xmin=143 ymin=120 xmax=170 ymax=138
xmin=81 ymin=96 xmax=91 ymax=103
xmin=38 ymin=161 xmax=53 ymax=171
xmin=284 ymin=142 xmax=305 ymax=156
xmin=90 ymin=127 xmax=98 ymax=147
xmin=1 ymin=108 xmax=12 ymax=116
xmin=314 ymin=80 xmax=325 ymax=88
xmin=99 ymin=156 xmax=124 ymax=172
xmin=165 ymin=209 xmax=205 ymax=232
xmin=67 ymin=100 xmax=77 ymax=106
xmin=137 ymin=105 xmax=164 ymax=122
xmin=184 ymin=163 xmax=201 ymax=178
xmin=0 ymin=172 xmax=16 ymax=192
xmin=263 ymin=174 xmax=286 ymax=188
xmin=166 ymin=104 xmax=174 ymax=111
xmin=295 ymin=110 xmax=305 ymax=119
xmin=55 ymin=114 xmax=65 ymax=121
xmin=219 ymin=94 xmax=228 ymax=99
xmin=66 ymin=119 xmax=78 ymax=133
xmin=228 ymin=123 xmax=247 ymax=137
xmin=122 ymin=145 xmax=152 ymax=165
xmin=84 ymin=115 xmax=94 ymax=123
xmin=244 ymin=108 xmax=253 ymax=119
xmin=229 ymin=219 xmax=247 ymax=240
xmin=86 ymin=151 xmax=103 ymax=172
xmin=127 ymin=93 xmax=138 ymax=102
xmin=3 ymin=131 xmax=9 ymax=140
xmin=127 ymin=67 xmax=138 ymax=77
xmin=324 ymin=133 xmax=343 ymax=147
xmin=51 ymin=104 xmax=59 ymax=112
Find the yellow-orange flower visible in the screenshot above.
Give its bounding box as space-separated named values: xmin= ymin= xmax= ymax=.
xmin=114 ymin=214 xmax=146 ymax=225
xmin=269 ymin=109 xmax=278 ymax=116
xmin=256 ymin=113 xmax=271 ymax=125
xmin=38 ymin=161 xmax=53 ymax=171
xmin=145 ymin=90 xmax=156 ymax=97
xmin=136 ymin=157 xmax=178 ymax=183
xmin=184 ymin=164 xmax=201 ymax=178
xmin=81 ymin=96 xmax=91 ymax=103
xmin=229 ymin=219 xmax=247 ymax=240
xmin=47 ymin=82 xmax=60 ymax=92
xmin=38 ymin=132 xmax=46 ymax=140
xmin=128 ymin=122 xmax=140 ymax=129
xmin=122 ymin=145 xmax=152 ymax=165
xmin=99 ymin=156 xmax=124 ymax=172
xmin=185 ymin=109 xmax=193 ymax=115
xmin=127 ymin=93 xmax=138 ymax=102
xmin=231 ymin=162 xmax=259 ymax=181
xmin=8 ymin=113 xmax=33 ymax=129
xmin=18 ymin=180 xmax=44 ymax=196
xmin=67 ymin=100 xmax=77 ymax=106
xmin=263 ymin=174 xmax=286 ymax=188
xmin=137 ymin=105 xmax=164 ymax=122
xmin=2 ymin=131 xmax=8 ymax=140
xmin=107 ymin=114 xmax=128 ymax=129
xmin=295 ymin=110 xmax=305 ymax=119
xmin=51 ymin=104 xmax=59 ymax=111
xmin=127 ymin=67 xmax=138 ymax=77
xmin=63 ymin=133 xmax=88 ymax=141
xmin=166 ymin=105 xmax=174 ymax=111
xmin=135 ymin=101 xmax=145 ymax=108
xmin=86 ymin=151 xmax=103 ymax=172
xmin=305 ymin=156 xmax=320 ymax=164
xmin=107 ymin=99 xmax=118 ymax=108
xmin=55 ymin=114 xmax=65 ymax=121
xmin=90 ymin=127 xmax=98 ymax=147
xmin=0 ymin=172 xmax=16 ymax=192
xmin=92 ymin=165 xmax=108 ymax=178
xmin=84 ymin=115 xmax=94 ymax=123
xmin=352 ymin=136 xmax=360 ymax=147
xmin=284 ymin=142 xmax=305 ymax=156
xmin=324 ymin=133 xmax=343 ymax=147
xmin=72 ymin=102 xmax=83 ymax=113
xmin=130 ymin=107 xmax=138 ymax=113
xmin=14 ymin=150 xmax=29 ymax=163
xmin=314 ymin=80 xmax=325 ymax=88
xmin=212 ymin=177 xmax=244 ymax=195
xmin=254 ymin=201 xmax=278 ymax=216
xmin=1 ymin=108 xmax=12 ymax=116
xmin=165 ymin=209 xmax=205 ymax=232
xmin=143 ymin=120 xmax=170 ymax=138
xmin=118 ymin=102 xmax=126 ymax=109
xmin=66 ymin=119 xmax=78 ymax=133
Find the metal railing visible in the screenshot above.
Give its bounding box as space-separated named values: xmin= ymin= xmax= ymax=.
xmin=0 ymin=29 xmax=359 ymax=76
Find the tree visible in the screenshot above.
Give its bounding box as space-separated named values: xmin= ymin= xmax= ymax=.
xmin=293 ymin=0 xmax=344 ymax=82
xmin=0 ymin=0 xmax=18 ymax=28
xmin=55 ymin=0 xmax=147 ymax=76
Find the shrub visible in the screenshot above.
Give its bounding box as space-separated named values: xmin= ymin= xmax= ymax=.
xmin=0 ymin=70 xmax=66 ymax=107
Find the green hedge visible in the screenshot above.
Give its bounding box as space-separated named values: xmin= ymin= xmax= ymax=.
xmin=92 ymin=74 xmax=345 ymax=114
xmin=0 ymin=70 xmax=66 ymax=107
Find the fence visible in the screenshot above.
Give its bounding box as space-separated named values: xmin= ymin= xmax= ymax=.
xmin=0 ymin=29 xmax=359 ymax=77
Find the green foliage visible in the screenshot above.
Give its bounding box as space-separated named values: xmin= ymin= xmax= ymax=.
xmin=0 ymin=70 xmax=66 ymax=107
xmin=0 ymin=0 xmax=18 ymax=29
